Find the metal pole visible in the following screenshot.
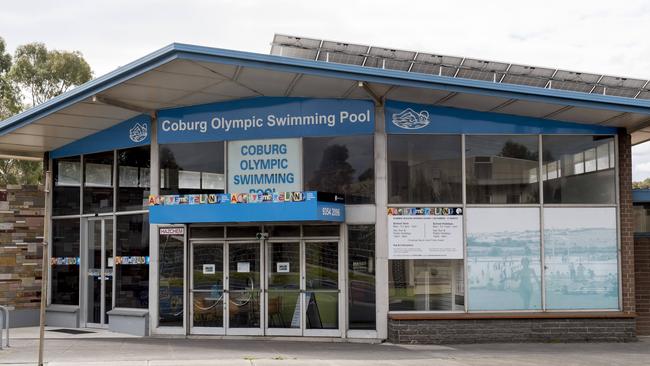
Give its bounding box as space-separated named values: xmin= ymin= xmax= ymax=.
xmin=38 ymin=170 xmax=51 ymax=366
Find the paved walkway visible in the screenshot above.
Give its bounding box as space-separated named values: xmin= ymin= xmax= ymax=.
xmin=0 ymin=328 xmax=648 ymax=365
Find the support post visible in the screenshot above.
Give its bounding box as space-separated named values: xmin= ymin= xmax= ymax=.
xmin=38 ymin=169 xmax=51 ymax=366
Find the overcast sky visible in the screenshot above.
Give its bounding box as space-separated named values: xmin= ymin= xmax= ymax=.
xmin=2 ymin=1 xmax=650 ymax=178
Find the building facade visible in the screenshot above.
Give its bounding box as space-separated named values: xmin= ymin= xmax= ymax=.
xmin=1 ymin=35 xmax=649 ymax=342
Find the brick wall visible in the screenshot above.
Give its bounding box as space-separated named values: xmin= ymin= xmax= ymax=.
xmin=388 ymin=318 xmax=636 ymax=344
xmin=619 ymin=131 xmax=636 ymax=314
xmin=635 ymin=235 xmax=650 ymax=335
xmin=0 ymin=185 xmax=44 ymax=311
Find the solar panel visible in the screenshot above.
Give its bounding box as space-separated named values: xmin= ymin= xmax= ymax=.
xmin=270 ymin=34 xmax=650 ymax=100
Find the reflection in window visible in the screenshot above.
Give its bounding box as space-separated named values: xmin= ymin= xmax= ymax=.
xmin=467 ymin=208 xmax=542 ymax=311
xmin=115 ymin=214 xmax=149 ymax=308
xmin=544 ymin=207 xmax=619 ymax=309
xmin=542 ymin=136 xmax=616 ymax=204
xmin=303 ymin=135 xmax=374 ymax=204
xmin=348 ymin=225 xmax=375 ymax=330
xmin=51 ymin=219 xmax=80 ymax=305
xmin=53 ymin=156 xmax=81 ymax=216
xmin=465 ymin=136 xmax=539 ymax=204
xmin=117 ymin=146 xmax=150 ymax=211
xmin=389 ymin=259 xmax=464 ymax=311
xmin=83 ymin=152 xmax=114 ymax=213
xmin=388 ymin=135 xmax=462 ymax=204
xmin=159 ymin=230 xmax=184 ymax=326
xmin=160 ymin=142 xmax=225 ymax=195
xmin=634 ymin=204 xmax=650 ymax=233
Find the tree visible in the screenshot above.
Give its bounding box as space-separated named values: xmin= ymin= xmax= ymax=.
xmin=9 ymin=42 xmax=92 ymax=106
xmin=633 ymin=178 xmax=650 ymax=189
xmin=308 ymin=144 xmax=355 ymax=193
xmin=0 ymin=37 xmax=20 ymax=120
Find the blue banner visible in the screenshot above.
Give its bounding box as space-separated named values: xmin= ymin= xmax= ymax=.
xmin=51 ymin=114 xmax=151 ymax=158
xmin=385 ymin=100 xmax=618 ymax=135
xmin=157 ymin=97 xmax=375 ymax=143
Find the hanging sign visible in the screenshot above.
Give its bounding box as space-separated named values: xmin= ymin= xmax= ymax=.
xmin=388 ymin=207 xmax=464 ymax=259
xmin=228 ymin=138 xmax=301 ymax=195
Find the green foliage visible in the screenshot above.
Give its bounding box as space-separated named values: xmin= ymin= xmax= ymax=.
xmin=9 ymin=42 xmax=92 ymax=106
xmin=0 ymin=37 xmax=20 ymax=120
xmin=0 ymin=159 xmax=43 ymax=185
xmin=633 ymin=178 xmax=650 ymax=189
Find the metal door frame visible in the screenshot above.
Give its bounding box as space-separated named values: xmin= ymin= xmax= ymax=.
xmin=225 ymin=240 xmax=265 ymax=336
xmin=189 ymin=240 xmax=226 ymax=335
xmin=265 ymin=239 xmax=303 ymax=336
xmin=302 ymin=238 xmax=342 ymax=337
xmin=84 ymin=217 xmax=114 ymax=328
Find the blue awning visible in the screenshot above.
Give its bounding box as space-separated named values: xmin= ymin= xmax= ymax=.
xmin=149 ymin=191 xmax=344 ymax=224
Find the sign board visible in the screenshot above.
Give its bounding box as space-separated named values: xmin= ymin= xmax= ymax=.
xmin=276 ymin=262 xmax=290 ymax=273
xmin=157 ymin=97 xmax=374 ymax=143
xmin=388 ymin=207 xmax=463 ymax=259
xmin=237 ymin=262 xmax=250 ymax=273
xmin=228 ymin=138 xmax=301 ymax=195
xmin=160 ymin=227 xmax=185 ymax=235
xmin=203 ymin=264 xmax=216 ymax=275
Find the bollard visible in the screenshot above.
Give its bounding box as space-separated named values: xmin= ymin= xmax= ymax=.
xmin=0 ymin=305 xmax=8 ymax=349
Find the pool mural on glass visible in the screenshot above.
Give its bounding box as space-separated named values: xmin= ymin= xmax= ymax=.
xmin=466 ymin=208 xmax=542 ymax=311
xmin=543 ymin=207 xmax=619 ymax=310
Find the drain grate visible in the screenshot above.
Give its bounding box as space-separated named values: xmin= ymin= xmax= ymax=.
xmin=48 ymin=328 xmax=96 ymax=335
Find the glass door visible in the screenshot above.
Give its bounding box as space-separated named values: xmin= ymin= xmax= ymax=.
xmin=86 ymin=218 xmax=113 ymax=327
xmin=226 ymin=241 xmax=263 ymax=335
xmin=190 ymin=241 xmax=225 ymax=335
xmin=266 ymin=241 xmax=301 ymax=336
xmin=304 ymin=241 xmax=341 ymax=337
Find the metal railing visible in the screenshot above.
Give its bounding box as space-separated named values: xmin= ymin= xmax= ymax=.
xmin=0 ymin=305 xmax=10 ymax=349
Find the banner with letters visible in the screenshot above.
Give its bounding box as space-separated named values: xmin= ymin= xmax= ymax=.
xmin=157 ymin=97 xmax=375 ymax=143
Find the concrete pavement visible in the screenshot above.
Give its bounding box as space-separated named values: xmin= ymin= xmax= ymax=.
xmin=0 ymin=327 xmax=648 ymax=365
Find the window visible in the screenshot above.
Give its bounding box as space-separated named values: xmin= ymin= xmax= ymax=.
xmin=53 ymin=156 xmax=80 ymax=216
xmin=466 ymin=208 xmax=542 ymax=310
xmin=160 ymin=142 xmax=225 ymax=195
xmin=466 ymin=135 xmax=539 ymax=204
xmin=388 ymin=135 xmax=462 ymax=204
xmin=83 ymin=152 xmax=114 ymax=213
xmin=389 ymin=259 xmax=464 ymax=311
xmin=159 ymin=229 xmax=184 ymax=326
xmin=348 ymin=225 xmax=375 ymax=330
xmin=117 ymin=146 xmax=150 ymax=211
xmin=303 ymin=135 xmax=374 ymax=204
xmin=634 ymin=204 xmax=650 ymax=233
xmin=542 ymin=136 xmax=616 ymax=204
xmin=544 ymin=207 xmax=618 ymax=309
xmin=51 ymin=219 xmax=80 ymax=305
xmin=115 ymin=214 xmax=149 ymax=308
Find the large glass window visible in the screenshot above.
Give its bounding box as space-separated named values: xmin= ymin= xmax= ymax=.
xmin=348 ymin=225 xmax=376 ymax=330
xmin=117 ymin=146 xmax=150 ymax=211
xmin=83 ymin=152 xmax=114 ymax=213
xmin=115 ymin=214 xmax=149 ymax=308
xmin=159 ymin=228 xmax=184 ymax=326
xmin=160 ymin=142 xmax=225 ymax=195
xmin=53 ymin=156 xmax=80 ymax=216
xmin=303 ymin=135 xmax=374 ymax=204
xmin=51 ymin=219 xmax=80 ymax=305
xmin=544 ymin=207 xmax=619 ymax=309
xmin=467 ymin=208 xmax=542 ymax=311
xmin=542 ymin=136 xmax=616 ymax=204
xmin=466 ymin=135 xmax=539 ymax=204
xmin=634 ymin=204 xmax=650 ymax=234
xmin=389 ymin=259 xmax=464 ymax=311
xmin=388 ymin=135 xmax=462 ymax=204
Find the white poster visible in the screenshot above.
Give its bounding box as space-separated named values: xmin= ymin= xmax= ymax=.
xmin=237 ymin=262 xmax=250 ymax=273
xmin=388 ymin=207 xmax=464 ymax=259
xmin=228 ymin=138 xmax=301 ymax=195
xmin=203 ymin=264 xmax=216 ymax=275
xmin=276 ymin=262 xmax=290 ymax=273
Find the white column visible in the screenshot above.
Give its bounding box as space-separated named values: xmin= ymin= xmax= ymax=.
xmin=374 ymin=105 xmax=389 ymax=340
xmin=148 ymin=114 xmax=160 ymax=332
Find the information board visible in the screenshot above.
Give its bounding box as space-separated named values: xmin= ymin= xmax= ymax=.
xmin=388 ymin=207 xmax=464 ymax=259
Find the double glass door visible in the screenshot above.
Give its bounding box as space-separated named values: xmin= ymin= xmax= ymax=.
xmin=86 ymin=218 xmax=113 ymax=327
xmin=190 ymin=240 xmax=340 ymax=336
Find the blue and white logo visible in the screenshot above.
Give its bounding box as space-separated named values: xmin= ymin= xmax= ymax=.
xmin=391 ymin=108 xmax=430 ymax=130
xmin=129 ymin=123 xmax=148 ymax=142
